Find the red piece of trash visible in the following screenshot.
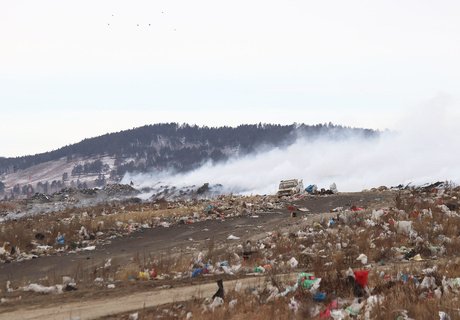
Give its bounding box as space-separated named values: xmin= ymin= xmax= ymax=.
xmin=320 ymin=300 xmax=339 ymax=318
xmin=354 ymin=270 xmax=369 ymax=288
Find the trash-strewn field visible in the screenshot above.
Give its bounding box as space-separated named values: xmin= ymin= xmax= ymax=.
xmin=1 ymin=183 xmax=459 ymax=319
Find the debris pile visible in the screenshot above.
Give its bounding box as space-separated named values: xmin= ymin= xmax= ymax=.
xmin=103 ymin=184 xmax=140 ymax=197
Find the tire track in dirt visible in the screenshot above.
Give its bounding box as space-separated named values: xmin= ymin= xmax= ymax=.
xmin=0 ymin=274 xmax=296 ymax=320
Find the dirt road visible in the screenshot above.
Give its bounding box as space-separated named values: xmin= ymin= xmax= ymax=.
xmin=0 ymin=273 xmax=296 ymax=320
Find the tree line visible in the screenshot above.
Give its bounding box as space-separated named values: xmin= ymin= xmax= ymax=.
xmin=0 ymin=123 xmax=377 ymax=178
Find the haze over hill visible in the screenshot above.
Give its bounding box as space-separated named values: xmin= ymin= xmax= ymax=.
xmin=2 ymin=98 xmax=460 ymax=198
xmin=0 ymin=123 xmax=375 ymax=197
xmin=123 ymin=101 xmax=460 ymax=194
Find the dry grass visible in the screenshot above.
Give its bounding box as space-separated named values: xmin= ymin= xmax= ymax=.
xmin=372 ymin=283 xmax=460 ymax=319
xmin=0 ymin=201 xmax=20 ymax=213
xmin=109 ymin=291 xmax=298 ymax=320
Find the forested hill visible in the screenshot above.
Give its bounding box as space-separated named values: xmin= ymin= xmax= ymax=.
xmin=0 ymin=123 xmax=377 ymax=177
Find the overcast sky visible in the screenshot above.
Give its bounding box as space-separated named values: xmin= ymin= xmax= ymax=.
xmin=1 ymin=0 xmax=459 ymax=157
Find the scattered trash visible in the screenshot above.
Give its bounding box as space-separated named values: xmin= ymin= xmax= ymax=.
xmin=81 ymin=245 xmax=96 ymax=251
xmin=353 ymin=270 xmax=369 ymax=288
xmin=297 ymin=272 xmax=320 ymax=290
xmin=305 ymin=184 xmax=318 ymax=194
xmin=288 ymin=257 xmax=299 ymax=268
xmin=56 ymin=233 xmax=65 ymax=245
xmin=356 ymin=253 xmax=368 ymax=265
xmin=6 ymin=281 xmax=13 ymax=293
xmin=394 ymin=220 xmax=413 ymax=235
xmin=330 ymin=183 xmax=338 ymax=194
xmin=410 ymin=254 xmax=424 ymax=261
xmin=313 ymin=292 xmax=327 ymax=302
xmin=21 ymin=283 xmax=63 ymax=295
xmin=209 ymin=297 xmax=224 ymax=311
xmin=128 ymin=312 xmax=139 ymax=320
xmin=229 ymin=299 xmax=238 ymax=309
xmin=288 ymin=297 xmax=299 ymax=313
xmin=192 ymin=268 xmax=204 ymax=278
xmin=138 ymin=271 xmax=150 ymax=281
xmin=104 ymin=258 xmax=112 ymax=268
xmin=254 ymin=266 xmax=266 ymax=273
xmin=2 ymin=182 xmax=460 ymax=318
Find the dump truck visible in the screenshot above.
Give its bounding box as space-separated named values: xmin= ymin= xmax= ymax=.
xmin=277 ymin=179 xmax=304 ymax=197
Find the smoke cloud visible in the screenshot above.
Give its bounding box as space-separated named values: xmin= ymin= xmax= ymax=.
xmin=123 ymin=96 xmax=460 ymax=194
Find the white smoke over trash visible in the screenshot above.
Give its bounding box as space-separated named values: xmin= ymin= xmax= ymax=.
xmin=123 ymin=96 xmax=460 ymax=194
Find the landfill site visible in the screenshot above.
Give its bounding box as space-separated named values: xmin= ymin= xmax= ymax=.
xmin=0 ymin=180 xmax=459 ymax=320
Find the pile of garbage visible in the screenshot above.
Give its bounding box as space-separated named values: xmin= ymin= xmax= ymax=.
xmin=305 ymin=183 xmax=338 ymax=195
xmin=103 ymin=184 xmax=140 ymax=197
xmin=29 ymin=193 xmax=51 ymax=203
xmin=148 ymin=183 xmax=226 ymax=201
xmin=0 ymin=184 xmax=144 ymax=220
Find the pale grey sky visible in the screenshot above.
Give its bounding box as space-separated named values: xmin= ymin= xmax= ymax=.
xmin=1 ymin=0 xmax=460 ymax=156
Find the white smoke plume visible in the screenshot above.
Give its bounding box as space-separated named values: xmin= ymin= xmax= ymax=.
xmin=123 ymin=96 xmax=460 ymax=194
